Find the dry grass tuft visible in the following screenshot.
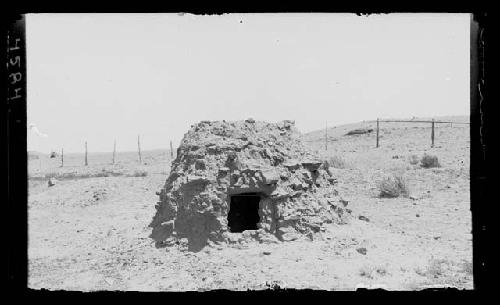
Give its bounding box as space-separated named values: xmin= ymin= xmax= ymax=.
xmin=377 ymin=173 xmax=410 ymax=198
xmin=358 ymin=264 xmax=388 ymax=279
xmin=425 ymin=259 xmax=446 ymax=278
xmin=416 ymin=258 xmax=449 ymax=279
xmin=324 ymin=155 xmax=349 ymax=169
xmin=420 ymin=154 xmax=440 ymax=168
xmin=358 ymin=264 xmax=375 ymax=279
xmin=408 ymin=154 xmax=420 ymax=165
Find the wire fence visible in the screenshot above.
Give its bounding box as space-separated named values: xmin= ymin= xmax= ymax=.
xmin=28 ymin=136 xmax=177 ymax=173
xmin=30 ymin=118 xmax=470 ymax=171
xmin=373 ymin=118 xmax=470 ymax=148
xmin=312 ymin=118 xmax=470 ymax=150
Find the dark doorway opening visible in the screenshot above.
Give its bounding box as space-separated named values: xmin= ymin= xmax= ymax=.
xmin=228 ymin=193 xmax=261 ymax=233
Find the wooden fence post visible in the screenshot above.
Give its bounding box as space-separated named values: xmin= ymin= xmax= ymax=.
xmin=113 ymin=139 xmax=116 ymax=165
xmin=138 ymin=135 xmax=142 ymax=164
xmin=61 ymin=148 xmax=64 ymax=167
xmin=431 ymin=119 xmax=435 ymax=147
xmin=376 ymin=118 xmax=380 ymax=148
xmin=170 ymin=140 xmax=174 ymax=159
xmin=85 ymin=141 xmax=88 ymax=166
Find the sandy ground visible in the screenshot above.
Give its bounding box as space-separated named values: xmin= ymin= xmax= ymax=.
xmin=28 ymin=118 xmax=472 ymax=291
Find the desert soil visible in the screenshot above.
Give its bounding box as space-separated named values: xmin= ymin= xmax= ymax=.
xmin=28 ymin=117 xmax=472 ymax=291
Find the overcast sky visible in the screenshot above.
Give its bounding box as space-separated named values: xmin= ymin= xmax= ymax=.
xmin=27 ymin=13 xmax=470 ymax=153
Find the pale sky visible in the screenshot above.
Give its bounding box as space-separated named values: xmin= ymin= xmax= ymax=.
xmin=27 ymin=13 xmax=470 ymax=153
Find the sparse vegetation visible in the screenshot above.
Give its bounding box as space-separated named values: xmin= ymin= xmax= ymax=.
xmin=40 ymin=169 xmax=125 ymax=180
xmin=413 ymin=258 xmax=473 ymax=288
xmin=324 ymin=155 xmax=349 ymax=169
xmin=416 ymin=258 xmax=449 ymax=279
xmin=377 ymin=173 xmax=410 ymax=198
xmin=359 ymin=264 xmax=388 ymax=279
xmin=34 ymin=168 xmax=149 ymax=181
xmin=28 ymin=117 xmax=472 ymax=291
xmin=95 ymin=170 xmax=124 ymax=178
xmin=128 ymin=170 xmax=148 ymax=177
xmin=420 ymin=154 xmax=440 ymax=168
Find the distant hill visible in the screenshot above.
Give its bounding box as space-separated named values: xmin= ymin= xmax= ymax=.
xmin=303 ymin=115 xmax=469 ymax=143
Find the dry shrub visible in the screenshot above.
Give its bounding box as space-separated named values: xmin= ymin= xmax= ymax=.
xmin=462 ymin=261 xmax=473 ymax=276
xmin=359 ymin=264 xmax=388 ymax=279
xmin=409 ymin=154 xmax=420 ymax=165
xmin=63 ymin=172 xmax=88 ymax=179
xmin=324 ymin=155 xmax=349 ymax=169
xmin=44 ymin=172 xmax=58 ymax=179
xmin=129 ymin=170 xmax=148 ymax=177
xmin=359 ymin=265 xmax=374 ymax=279
xmin=420 ymin=154 xmax=440 ymax=168
xmin=377 ymin=173 xmax=410 ymax=198
xmin=94 ymin=169 xmax=123 ymax=177
xmin=424 ymin=258 xmax=448 ymax=279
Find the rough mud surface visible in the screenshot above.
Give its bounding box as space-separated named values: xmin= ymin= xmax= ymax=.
xmin=150 ymin=120 xmax=347 ymax=251
xmin=28 ymin=117 xmax=472 ymax=290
